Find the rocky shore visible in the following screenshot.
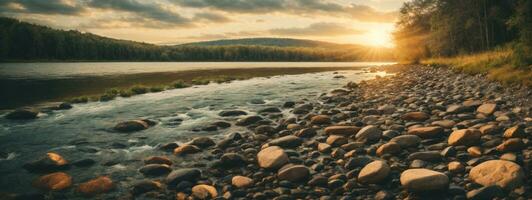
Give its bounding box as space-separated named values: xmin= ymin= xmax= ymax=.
xmin=3 ymin=65 xmax=531 ymax=199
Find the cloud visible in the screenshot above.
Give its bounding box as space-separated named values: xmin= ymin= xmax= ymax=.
xmin=193 ymin=12 xmax=232 ymax=23
xmin=173 ymin=0 xmax=398 ymax=22
xmin=269 ymin=23 xmax=365 ymax=36
xmin=88 ymin=0 xmax=191 ymax=26
xmin=0 ymin=0 xmax=85 ymax=15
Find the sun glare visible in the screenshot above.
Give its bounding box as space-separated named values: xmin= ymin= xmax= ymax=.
xmin=366 ymin=26 xmax=394 ymax=48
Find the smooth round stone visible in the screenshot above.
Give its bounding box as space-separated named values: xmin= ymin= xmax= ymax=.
xmin=77 ymin=176 xmax=114 ymax=196
xmin=390 ymin=135 xmax=421 ymax=148
xmin=277 ymin=164 xmax=310 ymax=182
xmin=257 ymin=146 xmax=289 ymax=169
xmin=358 ymin=160 xmax=390 ymax=184
xmin=232 ymin=176 xmax=253 ymax=188
xmin=448 ymin=161 xmax=465 ymax=173
xmin=324 ymin=126 xmax=360 ymax=136
xmin=310 ymin=115 xmax=331 ymax=125
xmin=469 ymin=160 xmax=525 ymax=190
xmin=376 ymin=142 xmax=401 ymax=156
xmin=355 ymin=125 xmax=382 ymax=143
xmin=400 ymin=169 xmax=449 ymax=192
xmin=32 ymin=172 xmax=72 ymax=191
xmin=407 ymin=126 xmax=444 ymax=138
xmin=402 ymin=112 xmax=430 ymax=121
xmin=192 ymin=184 xmax=218 ymax=199
xmin=448 ymin=129 xmax=481 ymax=146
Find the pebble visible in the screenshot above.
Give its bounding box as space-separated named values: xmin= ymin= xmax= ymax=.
xmin=32 ymin=172 xmax=72 ymax=191
xmin=358 ymin=160 xmax=390 ymax=184
xmin=448 ymin=129 xmax=481 ymax=146
xmin=257 ymin=146 xmax=289 ymax=169
xmin=400 ymin=169 xmax=449 ymax=192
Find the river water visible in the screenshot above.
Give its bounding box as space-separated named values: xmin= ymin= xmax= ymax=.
xmin=0 ymin=62 xmax=391 ymax=198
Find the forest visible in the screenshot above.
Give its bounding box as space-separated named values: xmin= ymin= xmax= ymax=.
xmin=393 ymin=0 xmax=531 ymax=68
xmin=0 ymin=17 xmax=393 ymax=62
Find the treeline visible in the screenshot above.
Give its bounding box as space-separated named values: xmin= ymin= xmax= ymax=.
xmin=394 ymin=0 xmax=531 ymax=67
xmin=0 ymin=17 xmax=393 ymax=62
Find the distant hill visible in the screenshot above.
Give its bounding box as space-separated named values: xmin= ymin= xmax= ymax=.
xmin=180 ymin=38 xmax=359 ymax=49
xmin=0 ymin=17 xmax=395 ymax=61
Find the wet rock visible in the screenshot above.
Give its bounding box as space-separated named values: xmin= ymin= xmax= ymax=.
xmin=132 ymin=180 xmax=162 ymax=196
xmin=259 ymin=107 xmax=282 ymax=113
xmin=308 ymin=175 xmax=328 ymax=187
xmin=4 ymin=108 xmax=39 ymax=120
xmin=32 ymin=172 xmax=72 ymax=191
xmin=139 ymin=164 xmax=172 ymax=176
xmin=310 ymin=115 xmax=331 ymax=125
xmin=166 ymin=168 xmax=202 ymax=187
xmin=277 ymin=164 xmax=310 ymax=182
xmin=477 ymin=103 xmax=497 ymax=115
xmin=400 ymin=169 xmax=449 ymax=192
xmin=293 ymin=104 xmax=312 ymax=114
xmin=440 ymin=146 xmax=456 ymax=157
xmin=144 ymin=156 xmax=172 ymax=166
xmin=503 ymin=125 xmax=526 ymax=138
xmin=160 ymin=142 xmax=179 ymax=151
xmin=189 ymin=137 xmax=215 ymax=148
xmin=283 ymin=101 xmax=295 ymax=108
xmin=326 ymin=135 xmax=348 ymax=147
xmin=269 ymin=135 xmax=302 ymax=148
xmin=212 ymin=121 xmax=231 ymax=128
xmin=407 ymin=126 xmax=444 ymax=138
xmin=73 ymin=158 xmax=96 ymax=167
xmin=255 ymin=125 xmax=276 ymax=135
xmin=236 ymin=115 xmax=263 ymax=126
xmin=294 ymin=128 xmax=317 ymax=137
xmin=250 ymin=99 xmax=266 ymax=104
xmin=376 ymin=142 xmax=401 ymax=156
xmin=324 ymin=126 xmax=360 ymax=136
xmin=496 ymin=138 xmax=525 ymax=152
xmin=469 ymin=160 xmax=525 ymax=190
xmin=402 ymin=112 xmax=430 ymax=121
xmin=192 ymin=184 xmax=218 ymax=199
xmin=448 ymin=129 xmax=481 ymax=146
xmin=77 ymin=176 xmax=114 ymax=196
xmin=374 ymin=190 xmax=393 ymax=200
xmin=358 ymin=160 xmax=390 ymax=184
xmin=466 ymin=185 xmax=503 ymax=200
xmin=467 ymin=146 xmax=483 ymax=157
xmin=173 ymin=145 xmax=201 ymax=156
xmin=355 ymin=125 xmax=382 ymax=143
xmin=378 ymin=104 xmax=396 ymax=114
xmin=220 ymin=153 xmax=247 ymax=168
xmin=23 ymin=152 xmax=69 ymax=172
xmin=232 ymin=176 xmax=253 ymax=188
xmin=219 ymin=110 xmax=247 ymax=117
xmin=257 ymin=146 xmax=289 ymax=169
xmin=114 ymin=120 xmax=150 ymax=132
xmin=446 ymin=104 xmax=468 ymax=114
xmin=390 ymin=135 xmax=421 ymax=148
xmin=479 ymin=124 xmax=499 ymax=135
xmin=317 ymin=143 xmax=332 ymax=153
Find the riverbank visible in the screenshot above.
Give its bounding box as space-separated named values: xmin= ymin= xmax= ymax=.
xmin=0 ymin=66 xmax=374 ymax=110
xmin=1 ymin=64 xmax=530 ymax=199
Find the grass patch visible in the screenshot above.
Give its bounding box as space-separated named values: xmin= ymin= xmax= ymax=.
xmin=172 ymin=80 xmax=189 ymax=88
xmin=422 ymin=48 xmax=531 ymax=86
xmin=130 ymin=85 xmax=149 ymax=94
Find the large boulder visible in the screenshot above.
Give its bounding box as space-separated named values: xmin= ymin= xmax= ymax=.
xmin=5 ymin=108 xmax=39 ymax=120
xmin=355 ymin=125 xmax=382 ymax=143
xmin=165 ymin=168 xmax=202 ymax=187
xmin=32 ymin=172 xmax=72 ymax=191
xmin=400 ymin=169 xmax=449 ymax=192
xmin=277 ymin=164 xmax=310 ymax=182
xmin=77 ymin=176 xmax=114 ymax=196
xmin=358 ymin=161 xmax=390 ymax=184
xmin=469 ymin=160 xmax=525 ymax=190
xmin=257 ymin=146 xmax=289 ymax=169
xmin=448 ymin=129 xmax=481 ymax=146
xmin=407 ymin=127 xmax=444 ymax=138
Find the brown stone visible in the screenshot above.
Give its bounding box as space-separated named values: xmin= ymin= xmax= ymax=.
xmin=402 ymin=112 xmax=430 ymax=121
xmin=469 ymin=160 xmax=525 ymax=190
xmin=408 ymin=127 xmax=444 ymax=138
xmin=448 ymin=161 xmax=465 ymax=173
xmin=326 ymin=135 xmax=348 ymax=147
xmin=467 ymin=146 xmax=483 ymax=157
xmin=232 ymin=176 xmax=253 ymax=188
xmin=400 ymin=169 xmax=449 ymax=192
xmin=479 ymin=124 xmax=499 ymax=135
xmin=32 ymin=172 xmax=72 ymax=191
xmin=192 ymin=184 xmax=218 ymax=199
xmin=358 ymin=161 xmax=390 ymax=184
xmin=144 ymin=156 xmax=172 ymax=166
xmin=173 ymin=145 xmax=201 ymax=155
xmin=477 ymin=103 xmax=497 ymax=115
xmin=257 ymin=146 xmax=289 ymax=169
xmin=324 ymin=126 xmax=360 ymax=136
xmin=431 ymin=120 xmax=456 ymax=128
xmin=310 ymin=115 xmax=331 ymax=125
xmin=317 ymin=143 xmax=332 ymax=153
xmin=77 ymin=176 xmax=114 ymax=196
xmin=496 ymin=138 xmax=526 ymax=152
xmin=277 ymin=164 xmax=310 ymax=182
xmin=376 ymin=142 xmax=401 ymax=156
xmin=503 ymin=126 xmax=526 ymax=138
xmin=448 ymin=129 xmax=481 ymax=146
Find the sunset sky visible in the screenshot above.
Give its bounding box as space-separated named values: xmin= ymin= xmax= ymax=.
xmin=0 ymin=0 xmax=408 ymax=47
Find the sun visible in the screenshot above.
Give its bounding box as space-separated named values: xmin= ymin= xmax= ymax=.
xmin=366 ymin=25 xmax=395 ymax=48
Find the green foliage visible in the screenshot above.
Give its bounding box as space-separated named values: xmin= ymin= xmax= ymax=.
xmin=130 ymin=85 xmax=149 ymax=94
xmin=172 ymin=80 xmax=189 ymax=88
xmin=149 ymin=86 xmax=165 ymax=92
xmin=191 ymin=79 xmax=211 ymax=85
